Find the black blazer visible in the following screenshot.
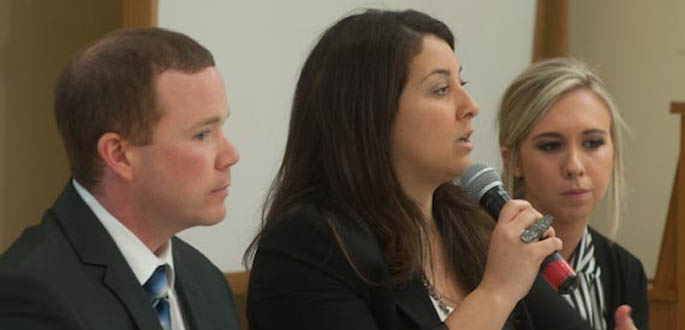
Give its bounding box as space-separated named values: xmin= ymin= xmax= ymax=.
xmin=247 ymin=205 xmax=595 ymax=330
xmin=0 ymin=182 xmax=241 ymax=330
xmin=591 ymin=227 xmax=649 ymax=330
xmin=524 ymin=227 xmax=650 ymax=330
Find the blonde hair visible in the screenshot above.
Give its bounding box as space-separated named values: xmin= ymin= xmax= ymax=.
xmin=497 ymin=57 xmax=627 ymax=238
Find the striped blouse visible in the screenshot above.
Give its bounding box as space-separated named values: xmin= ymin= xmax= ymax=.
xmin=562 ymin=227 xmax=607 ymax=330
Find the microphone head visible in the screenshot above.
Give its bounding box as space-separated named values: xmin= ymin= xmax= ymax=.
xmin=460 ymin=163 xmax=504 ymax=203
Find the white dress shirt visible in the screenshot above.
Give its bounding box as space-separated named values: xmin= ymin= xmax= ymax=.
xmin=73 ymin=180 xmax=188 ymax=330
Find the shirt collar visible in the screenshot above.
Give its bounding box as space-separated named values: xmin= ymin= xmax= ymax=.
xmin=569 ymin=226 xmax=596 ymax=274
xmin=72 ymin=179 xmax=175 ymax=288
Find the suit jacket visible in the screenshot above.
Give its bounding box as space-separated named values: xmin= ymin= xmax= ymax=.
xmin=247 ymin=204 xmax=596 ymax=330
xmin=0 ymin=183 xmax=241 ymax=330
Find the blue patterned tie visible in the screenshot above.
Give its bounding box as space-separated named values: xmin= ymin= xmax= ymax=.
xmin=144 ymin=265 xmax=172 ymax=330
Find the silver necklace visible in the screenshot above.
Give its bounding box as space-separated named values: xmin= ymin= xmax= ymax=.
xmin=422 ymin=276 xmax=452 ymax=316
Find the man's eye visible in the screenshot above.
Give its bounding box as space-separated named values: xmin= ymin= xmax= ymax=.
xmin=194 ymin=130 xmax=211 ymax=141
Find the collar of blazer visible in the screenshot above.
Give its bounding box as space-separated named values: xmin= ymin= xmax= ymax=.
xmin=171 ymin=239 xmax=217 ymax=330
xmin=394 ymin=272 xmax=443 ymax=328
xmin=324 ymin=205 xmax=444 ymax=329
xmin=50 ymin=182 xmax=168 ymax=330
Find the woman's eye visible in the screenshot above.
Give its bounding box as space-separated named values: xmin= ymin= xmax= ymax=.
xmin=460 ymin=80 xmax=469 ymax=87
xmin=433 ymin=86 xmax=449 ymax=96
xmin=584 ymin=138 xmax=605 ymax=149
xmin=536 ymin=142 xmax=561 ymax=152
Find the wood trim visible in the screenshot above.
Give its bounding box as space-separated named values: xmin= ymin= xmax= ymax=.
xmin=652 ymin=167 xmax=678 ymax=289
xmin=671 ymin=102 xmax=685 ymax=114
xmin=649 ymin=106 xmax=685 ymax=329
xmin=649 ymin=288 xmax=677 ymax=303
xmin=677 ymin=115 xmax=685 ymax=329
xmin=226 ymin=271 xmax=250 ymax=296
xmin=225 ymin=271 xmax=249 ymax=330
xmin=121 ymin=0 xmax=158 ymax=28
xmin=532 ymin=0 xmax=569 ymax=62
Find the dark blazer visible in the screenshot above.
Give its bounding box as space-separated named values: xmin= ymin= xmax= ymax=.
xmin=524 ymin=273 xmax=593 ymax=330
xmin=0 ymin=183 xmax=241 ymax=330
xmin=591 ymin=227 xmax=649 ymax=330
xmin=524 ymin=227 xmax=650 ymax=330
xmin=247 ymin=205 xmax=596 ymax=330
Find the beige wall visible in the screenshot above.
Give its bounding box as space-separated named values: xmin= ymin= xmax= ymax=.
xmin=0 ymin=0 xmax=121 ymax=250
xmin=570 ymin=0 xmax=685 ymax=277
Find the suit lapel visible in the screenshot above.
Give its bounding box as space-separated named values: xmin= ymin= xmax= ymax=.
xmin=103 ymin=263 xmax=165 ymax=330
xmin=173 ymin=243 xmax=212 ymax=330
xmin=52 ymin=182 xmax=163 ymax=330
xmin=394 ymin=276 xmax=442 ymax=328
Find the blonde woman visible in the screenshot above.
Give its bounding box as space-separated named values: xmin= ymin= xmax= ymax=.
xmin=498 ymin=58 xmax=648 ymax=330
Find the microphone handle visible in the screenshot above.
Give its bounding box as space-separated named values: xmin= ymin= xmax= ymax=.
xmin=479 ymin=189 xmax=579 ymax=293
xmin=542 ymin=252 xmax=579 ymax=294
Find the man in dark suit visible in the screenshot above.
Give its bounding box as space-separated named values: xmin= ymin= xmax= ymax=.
xmin=0 ymin=27 xmax=241 ymax=330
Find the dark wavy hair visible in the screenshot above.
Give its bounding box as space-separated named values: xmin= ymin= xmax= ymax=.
xmin=246 ymin=9 xmax=491 ymax=288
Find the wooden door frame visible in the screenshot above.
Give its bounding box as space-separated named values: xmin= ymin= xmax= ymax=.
xmin=122 ymin=0 xmax=158 ymax=28
xmin=532 ymin=0 xmax=568 ymax=62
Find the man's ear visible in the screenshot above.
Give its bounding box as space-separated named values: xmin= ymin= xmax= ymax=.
xmin=500 ymin=147 xmax=522 ymax=178
xmin=97 ymin=132 xmax=134 ymax=181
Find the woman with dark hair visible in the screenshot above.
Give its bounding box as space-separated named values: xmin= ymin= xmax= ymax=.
xmin=245 ymin=9 xmax=570 ymax=330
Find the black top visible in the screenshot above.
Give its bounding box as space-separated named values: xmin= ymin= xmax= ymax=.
xmin=247 ymin=204 xmax=597 ymax=330
xmin=590 ymin=227 xmax=649 ymax=329
xmin=0 ymin=182 xmax=241 ymax=330
xmin=524 ymin=227 xmax=649 ymax=330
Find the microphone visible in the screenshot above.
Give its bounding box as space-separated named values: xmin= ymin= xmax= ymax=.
xmin=460 ymin=163 xmax=579 ymax=294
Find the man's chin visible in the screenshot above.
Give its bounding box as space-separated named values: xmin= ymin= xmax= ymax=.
xmin=186 ymin=207 xmax=227 ymax=228
xmin=205 ymin=208 xmax=227 ymax=226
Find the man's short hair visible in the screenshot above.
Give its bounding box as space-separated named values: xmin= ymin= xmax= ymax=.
xmin=54 ymin=27 xmax=215 ymax=189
